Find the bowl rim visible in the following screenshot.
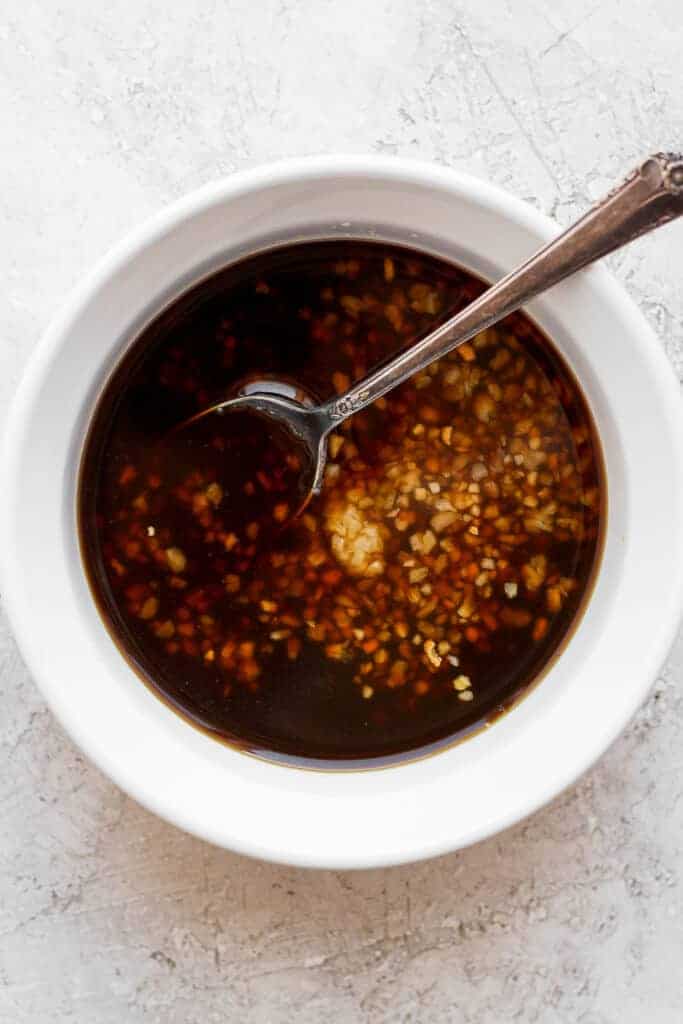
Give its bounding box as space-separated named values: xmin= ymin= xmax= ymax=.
xmin=3 ymin=153 xmax=683 ymax=868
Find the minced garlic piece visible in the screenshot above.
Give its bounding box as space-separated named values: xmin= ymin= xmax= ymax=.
xmin=324 ymin=500 xmax=385 ymax=577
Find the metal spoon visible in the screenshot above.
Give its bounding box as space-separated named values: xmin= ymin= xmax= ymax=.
xmin=177 ymin=152 xmax=683 ymax=511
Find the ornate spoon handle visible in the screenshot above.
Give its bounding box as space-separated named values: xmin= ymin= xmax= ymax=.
xmin=322 ymin=153 xmax=683 ymax=426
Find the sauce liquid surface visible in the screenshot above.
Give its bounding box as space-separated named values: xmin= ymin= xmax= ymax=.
xmin=79 ymin=241 xmax=603 ymax=767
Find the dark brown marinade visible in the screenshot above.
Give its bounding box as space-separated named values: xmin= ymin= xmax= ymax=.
xmin=79 ymin=240 xmax=604 ymax=767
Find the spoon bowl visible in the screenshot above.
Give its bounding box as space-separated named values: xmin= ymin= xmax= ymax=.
xmin=171 ymin=382 xmax=330 ymax=520
xmin=206 ymin=391 xmax=328 ymax=505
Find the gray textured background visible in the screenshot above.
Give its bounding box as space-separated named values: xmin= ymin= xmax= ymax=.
xmin=2 ymin=2 xmax=683 ymax=1021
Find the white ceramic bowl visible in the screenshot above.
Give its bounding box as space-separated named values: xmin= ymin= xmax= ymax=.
xmin=3 ymin=156 xmax=683 ymax=869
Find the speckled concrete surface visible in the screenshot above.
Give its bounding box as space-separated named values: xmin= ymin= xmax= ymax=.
xmin=1 ymin=2 xmax=683 ymax=1021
